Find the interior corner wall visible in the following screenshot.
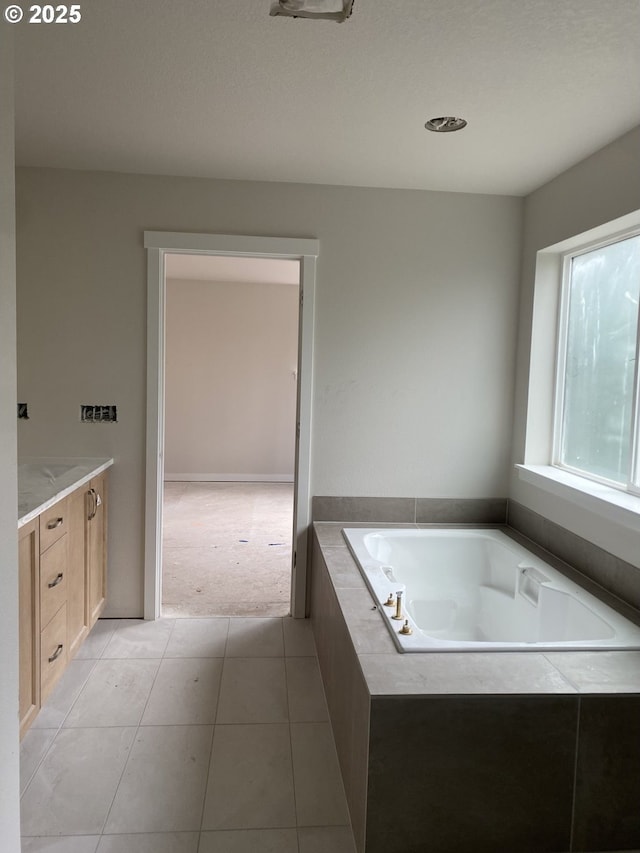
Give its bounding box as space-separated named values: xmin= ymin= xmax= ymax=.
xmin=16 ymin=168 xmax=523 ymax=617
xmin=164 ymin=277 xmax=298 ymax=481
xmin=511 ymin=125 xmax=640 ymax=565
xmin=0 ymin=26 xmax=22 ymax=853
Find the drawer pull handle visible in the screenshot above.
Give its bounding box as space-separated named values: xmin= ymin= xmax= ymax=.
xmin=47 ymin=517 xmax=64 ymax=530
xmin=48 ymin=644 xmax=64 ymax=663
xmin=48 ymin=573 xmax=64 ymax=589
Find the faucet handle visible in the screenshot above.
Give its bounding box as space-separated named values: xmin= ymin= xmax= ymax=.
xmin=392 ymin=590 xmax=404 ymax=620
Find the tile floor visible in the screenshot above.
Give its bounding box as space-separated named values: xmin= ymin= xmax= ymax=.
xmin=162 ymin=483 xmax=294 ymax=618
xmin=20 ymin=616 xmax=356 ymax=853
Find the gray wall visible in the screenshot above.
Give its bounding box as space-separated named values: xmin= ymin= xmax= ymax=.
xmin=16 ymin=169 xmax=522 ymax=617
xmin=511 ymin=126 xmax=640 ymax=567
xmin=165 ymin=277 xmax=298 ymax=481
xmin=0 ymin=25 xmax=22 ymax=853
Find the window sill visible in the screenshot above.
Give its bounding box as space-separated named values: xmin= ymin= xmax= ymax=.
xmin=515 ymin=464 xmax=640 ymax=532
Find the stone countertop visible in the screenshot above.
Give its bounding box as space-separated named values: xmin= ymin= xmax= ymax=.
xmin=18 ymin=457 xmax=114 ymax=528
xmin=313 ymin=522 xmax=640 ymax=696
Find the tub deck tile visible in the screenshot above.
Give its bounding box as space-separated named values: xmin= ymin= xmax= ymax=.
xmin=358 ymin=651 xmax=577 ymax=695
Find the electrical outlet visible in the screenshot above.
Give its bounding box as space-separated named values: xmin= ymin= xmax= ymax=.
xmin=80 ymin=404 xmax=118 ymax=423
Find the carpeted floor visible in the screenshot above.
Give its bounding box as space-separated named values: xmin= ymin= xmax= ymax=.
xmin=161 ymin=482 xmax=294 ymax=618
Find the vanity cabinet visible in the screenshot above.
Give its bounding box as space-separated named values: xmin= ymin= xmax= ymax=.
xmin=67 ymin=486 xmax=89 ymax=657
xmin=86 ymin=472 xmax=107 ymax=627
xmin=18 ymin=470 xmax=109 ymax=736
xmin=18 ymin=519 xmax=40 ymax=738
xmin=39 ymin=496 xmax=70 ymax=703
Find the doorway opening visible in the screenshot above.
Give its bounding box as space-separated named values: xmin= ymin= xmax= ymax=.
xmin=144 ymin=232 xmax=318 ymax=621
xmin=162 ymin=254 xmax=299 ymax=617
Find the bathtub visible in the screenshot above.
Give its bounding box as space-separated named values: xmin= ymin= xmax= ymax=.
xmin=342 ymin=527 xmax=640 ymax=652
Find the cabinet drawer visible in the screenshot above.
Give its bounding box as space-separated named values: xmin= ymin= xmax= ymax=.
xmin=40 ymin=535 xmax=68 ymax=630
xmin=40 ymin=603 xmax=67 ymax=702
xmin=40 ymin=498 xmax=69 ymax=552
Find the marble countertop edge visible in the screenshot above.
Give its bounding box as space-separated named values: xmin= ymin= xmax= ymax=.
xmin=18 ymin=456 xmax=114 ymax=528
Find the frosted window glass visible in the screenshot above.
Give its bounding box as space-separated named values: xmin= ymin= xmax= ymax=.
xmin=560 ymin=235 xmax=640 ymax=484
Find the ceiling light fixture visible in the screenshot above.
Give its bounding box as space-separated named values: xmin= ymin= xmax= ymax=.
xmin=269 ymin=0 xmax=355 ymax=22
xmin=425 ymin=117 xmax=468 ymax=133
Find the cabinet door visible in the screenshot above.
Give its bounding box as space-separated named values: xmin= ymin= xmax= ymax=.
xmin=67 ymin=486 xmax=88 ymax=656
xmin=87 ymin=472 xmax=108 ymax=627
xmin=19 ymin=519 xmax=40 ymax=738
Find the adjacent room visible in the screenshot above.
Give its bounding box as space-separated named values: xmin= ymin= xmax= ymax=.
xmin=2 ymin=2 xmax=640 ymax=852
xmin=162 ymin=253 xmax=300 ymax=618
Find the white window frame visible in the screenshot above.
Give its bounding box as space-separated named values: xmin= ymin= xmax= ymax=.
xmin=517 ymin=208 xmax=640 ymax=533
xmin=551 ymin=229 xmax=640 ymax=495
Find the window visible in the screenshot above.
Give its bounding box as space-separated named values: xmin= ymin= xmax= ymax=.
xmin=554 ymin=233 xmax=640 ymax=490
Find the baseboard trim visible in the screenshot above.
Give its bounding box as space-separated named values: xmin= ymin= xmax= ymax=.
xmin=164 ymin=473 xmax=294 ymax=483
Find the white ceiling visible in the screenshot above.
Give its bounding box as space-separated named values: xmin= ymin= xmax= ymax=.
xmin=165 ymin=254 xmax=300 ymax=284
xmin=13 ymin=0 xmax=640 ymax=196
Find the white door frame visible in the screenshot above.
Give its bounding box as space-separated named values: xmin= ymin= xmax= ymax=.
xmin=143 ymin=231 xmax=319 ymax=620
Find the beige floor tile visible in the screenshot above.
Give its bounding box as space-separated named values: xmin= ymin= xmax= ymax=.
xmin=216 ymin=658 xmax=288 ymax=724
xmin=21 ymin=838 xmax=100 ymax=853
xmin=63 ymin=659 xmax=160 ymax=728
xmin=202 ymin=724 xmax=295 ymax=830
xmin=198 ymin=829 xmax=298 ymax=853
xmin=164 ymin=617 xmax=229 ymax=657
xmin=20 ymin=727 xmax=137 ymax=836
xmin=104 ymin=725 xmax=213 ymax=833
xmin=31 ymin=659 xmax=97 ymax=729
xmin=283 ymin=617 xmax=317 ymax=656
xmin=225 ymin=618 xmax=284 ymax=657
xmin=74 ymin=619 xmax=119 ymax=660
xmin=286 ymin=657 xmax=329 ymax=722
xmin=141 ymin=658 xmax=223 ymax=725
xmin=291 ymin=722 xmax=350 ymax=826
xmin=298 ymin=826 xmax=357 ymax=853
xmin=101 ymin=619 xmax=174 ymax=659
xmin=97 ymin=832 xmax=199 ymax=853
xmin=20 ymin=728 xmax=56 ymax=795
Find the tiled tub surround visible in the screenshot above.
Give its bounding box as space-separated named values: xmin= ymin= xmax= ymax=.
xmin=312 ymin=496 xmax=508 ymax=526
xmin=508 ymin=500 xmax=640 ymax=613
xmin=310 ymin=523 xmax=640 ymax=853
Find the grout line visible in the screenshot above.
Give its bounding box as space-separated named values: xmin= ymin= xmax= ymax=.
xmin=568 ymin=696 xmax=581 ymax=852
xmin=23 ymin=654 xmax=100 ymax=778
xmin=283 ymin=631 xmax=302 ymax=852
xmin=95 ymin=618 xmax=178 ymax=836
xmin=199 ymin=620 xmax=239 ymax=835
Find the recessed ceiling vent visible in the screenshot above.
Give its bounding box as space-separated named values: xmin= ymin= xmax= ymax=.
xmin=270 ymin=0 xmax=354 ymax=22
xmin=425 ymin=117 xmax=468 ymax=133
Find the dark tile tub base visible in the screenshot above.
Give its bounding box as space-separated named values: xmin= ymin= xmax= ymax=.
xmin=310 ymin=525 xmax=640 ymax=853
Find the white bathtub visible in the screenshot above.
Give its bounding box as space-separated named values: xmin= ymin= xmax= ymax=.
xmin=342 ymin=528 xmax=640 ymax=652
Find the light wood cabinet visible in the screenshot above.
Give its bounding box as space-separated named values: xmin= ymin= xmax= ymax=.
xmin=18 ymin=519 xmax=40 ymax=738
xmin=40 ymin=602 xmax=68 ymax=703
xmin=86 ymin=472 xmax=107 ymax=627
xmin=18 ymin=470 xmax=109 ymax=737
xmin=39 ymin=535 xmax=68 ymax=630
xmin=67 ymin=486 xmax=89 ymax=657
